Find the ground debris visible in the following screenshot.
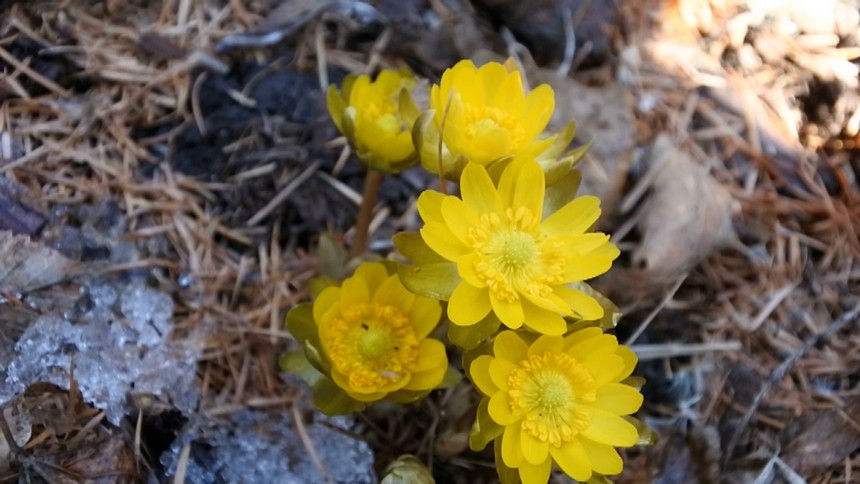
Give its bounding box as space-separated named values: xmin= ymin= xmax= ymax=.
xmin=0 ymin=231 xmax=79 ymax=294
xmin=779 ymin=395 xmax=860 ymax=476
xmin=161 ymin=409 xmax=376 ymax=484
xmin=631 ymin=135 xmax=738 ymax=280
xmin=2 ymin=279 xmax=200 ymax=425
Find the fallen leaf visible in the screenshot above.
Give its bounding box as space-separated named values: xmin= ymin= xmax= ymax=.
xmin=62 ymin=434 xmax=137 ymax=482
xmin=779 ymin=395 xmax=860 ymax=476
xmin=0 ymin=231 xmax=79 ymax=293
xmin=0 ymin=398 xmax=31 ymax=470
xmin=632 ymin=135 xmax=738 ymax=279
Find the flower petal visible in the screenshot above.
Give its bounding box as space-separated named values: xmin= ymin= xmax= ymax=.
xmin=412 ymin=338 xmax=448 ymax=373
xmin=541 ymin=195 xmax=601 ymax=236
xmin=594 ymin=383 xmax=644 ymax=415
xmin=489 ymin=357 xmax=517 ymax=391
xmin=562 ymin=327 xmax=603 ymax=353
xmin=478 ymin=62 xmax=507 ymax=104
xmin=496 ymin=158 xmax=519 ymax=208
xmin=450 ymin=59 xmax=482 ymax=102
xmin=549 ymin=439 xmax=592 ymax=482
xmin=581 ymin=439 xmax=624 ymax=476
xmin=457 ymin=252 xmax=487 ymax=288
xmin=353 ymin=262 xmax=389 ymax=294
xmin=582 ymin=353 xmax=625 ymax=386
xmin=527 ymin=334 xmax=564 ymax=357
xmin=522 ymin=290 xmax=569 ymax=314
xmin=490 ymin=292 xmax=525 ymax=329
xmin=517 ymin=458 xmax=552 ymax=484
xmin=313 ymin=287 xmax=340 ymax=322
xmin=421 ymin=221 xmax=469 ymax=261
xmin=569 ymin=334 xmax=618 ymax=362
xmin=493 ymin=330 xmax=529 ymax=363
xmin=404 ymin=366 xmax=446 ymax=391
xmin=501 ymin=424 xmax=524 ymax=468
xmin=521 ymin=300 xmax=567 ymax=336
xmin=469 ymin=355 xmax=498 ymax=395
xmin=441 ymin=196 xmax=480 ymax=245
xmin=372 ymin=274 xmax=416 ymax=311
xmin=522 ymin=84 xmax=554 ymax=138
xmin=511 ymin=160 xmax=545 ymax=217
xmin=448 ymin=282 xmax=492 ymax=326
xmin=417 ymin=190 xmax=445 ymax=223
xmin=563 ymin=251 xmax=616 ymax=282
xmin=488 ymin=391 xmax=518 ymax=425
xmin=520 ymin=429 xmax=549 ymax=465
xmin=407 ymin=296 xmax=442 ymax=339
xmin=460 ymin=161 xmax=503 ymax=214
xmin=580 ymin=408 xmax=639 ymax=447
xmin=493 ymin=69 xmax=525 ymax=115
xmin=560 ymin=233 xmax=612 ymax=255
xmin=554 ymin=285 xmax=604 ymax=320
xmin=613 ymin=345 xmax=639 ymax=382
xmin=340 ymin=274 xmax=369 ymax=307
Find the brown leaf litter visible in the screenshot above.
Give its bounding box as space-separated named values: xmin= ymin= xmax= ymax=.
xmin=0 ymin=0 xmax=859 ymax=481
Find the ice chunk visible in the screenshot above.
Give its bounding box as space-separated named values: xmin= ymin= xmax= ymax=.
xmin=161 ymin=410 xmax=376 ymax=484
xmin=1 ymin=279 xmax=199 ymax=425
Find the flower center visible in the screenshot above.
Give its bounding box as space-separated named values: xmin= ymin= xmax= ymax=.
xmin=357 ymin=327 xmax=390 ymax=359
xmin=507 ymin=352 xmax=598 ymax=447
xmin=323 ymin=303 xmax=420 ymax=392
xmin=466 ymin=207 xmax=566 ymax=302
xmin=462 ymin=104 xmax=525 ymax=147
xmin=365 ymin=101 xmax=405 ymax=135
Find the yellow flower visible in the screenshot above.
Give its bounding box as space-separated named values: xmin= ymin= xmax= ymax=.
xmin=469 ymin=329 xmax=644 ymax=483
xmin=414 ymin=60 xmax=558 ymax=179
xmin=417 ymin=160 xmax=619 ymax=335
xmin=327 ymin=69 xmax=419 ymax=173
xmin=285 ymin=262 xmax=448 ymax=410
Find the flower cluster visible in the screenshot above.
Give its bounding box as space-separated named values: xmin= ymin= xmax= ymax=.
xmin=284 ymin=59 xmax=650 ymax=483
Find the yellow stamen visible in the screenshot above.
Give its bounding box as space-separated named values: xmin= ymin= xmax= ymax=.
xmin=324 ymin=303 xmax=420 ymax=392
xmin=463 ymin=104 xmax=525 ymax=148
xmin=466 ymin=207 xmax=566 ymax=303
xmin=507 ymin=352 xmax=597 ymax=447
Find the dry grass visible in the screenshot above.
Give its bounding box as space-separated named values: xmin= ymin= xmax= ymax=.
xmin=1 ymin=0 xmax=859 ymax=481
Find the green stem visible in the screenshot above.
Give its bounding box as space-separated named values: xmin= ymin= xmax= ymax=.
xmin=350 ymin=168 xmax=383 ymax=258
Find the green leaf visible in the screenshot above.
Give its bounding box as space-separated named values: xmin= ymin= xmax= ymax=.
xmin=279 ymin=350 xmax=324 ymax=386
xmin=448 ymin=313 xmax=501 ymax=350
xmin=398 ymin=88 xmax=421 ymax=125
xmin=303 ymin=339 xmax=331 ymax=375
xmin=398 ymin=261 xmax=459 ymax=301
xmin=393 ymin=232 xmax=445 ymax=264
xmin=587 ymin=473 xmax=613 ymax=484
xmin=285 ymin=303 xmax=317 ymax=344
xmin=318 ymin=232 xmax=348 ymax=279
xmin=625 ymin=416 xmax=658 ymax=446
xmin=326 ymin=84 xmax=346 ymax=132
xmin=564 ymin=137 xmax=593 ymax=168
xmin=308 ymin=277 xmax=337 ymax=299
xmin=543 ymin=169 xmax=582 ymax=218
xmin=438 ymin=366 xmax=463 ymax=389
xmin=312 ymin=377 xmax=365 ymax=416
xmin=461 ymin=339 xmax=495 ymax=379
xmin=622 ymin=375 xmax=646 ymax=390
xmin=469 ymin=397 xmax=503 ymax=451
xmin=381 ymin=455 xmax=435 ymax=484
